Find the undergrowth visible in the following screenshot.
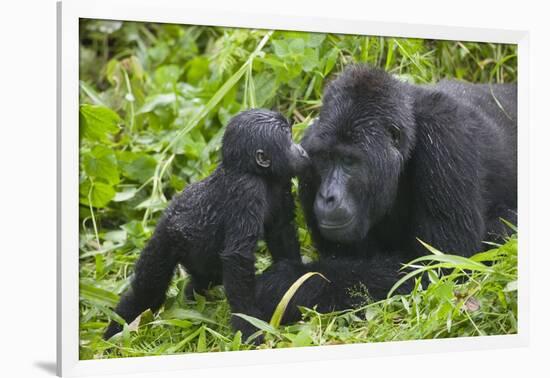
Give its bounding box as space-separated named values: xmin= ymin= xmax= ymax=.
xmin=78 ymin=20 xmax=518 ymax=359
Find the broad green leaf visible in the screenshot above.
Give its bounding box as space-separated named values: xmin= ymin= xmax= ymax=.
xmin=233 ymin=313 xmax=278 ymax=335
xmin=113 ymin=187 xmax=137 ymax=202
xmin=185 ymin=57 xmax=209 ymax=85
xmin=80 ymin=104 xmax=121 ymax=142
xmin=83 ymin=145 xmax=119 ymax=184
xmin=254 ymin=72 xmax=277 ymax=107
xmin=164 ymin=31 xmax=273 ymax=153
xmin=137 ymin=93 xmax=176 ymax=114
xmin=119 ymin=154 xmax=157 ymax=183
xmin=288 ymin=38 xmax=305 ymax=55
xmin=79 ymin=181 xmax=116 ymax=208
xmin=272 ymin=40 xmax=288 ymax=57
xmin=302 ymin=48 xmax=319 ymax=72
xmin=154 ymin=65 xmax=182 ymax=88
xmin=307 ymin=33 xmax=325 ymax=48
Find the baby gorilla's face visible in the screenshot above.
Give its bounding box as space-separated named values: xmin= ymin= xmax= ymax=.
xmin=222 ymin=109 xmax=309 ymax=178
xmin=253 ymin=114 xmax=310 ymax=178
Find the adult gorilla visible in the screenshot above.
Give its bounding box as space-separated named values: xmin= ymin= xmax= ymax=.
xmin=255 ymin=65 xmax=517 ymax=322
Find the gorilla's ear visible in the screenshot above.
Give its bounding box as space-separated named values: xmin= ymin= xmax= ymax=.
xmin=255 ymin=149 xmax=271 ymax=168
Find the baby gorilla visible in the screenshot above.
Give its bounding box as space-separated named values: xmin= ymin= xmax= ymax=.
xmin=104 ymin=109 xmax=309 ymax=341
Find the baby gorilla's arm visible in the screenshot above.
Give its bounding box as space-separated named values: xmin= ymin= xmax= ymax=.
xmin=264 ymin=187 xmax=302 ymax=262
xmin=219 ymin=216 xmax=264 ymax=341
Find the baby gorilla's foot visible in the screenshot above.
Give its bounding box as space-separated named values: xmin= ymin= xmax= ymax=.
xmin=104 ymin=321 xmax=123 ymax=340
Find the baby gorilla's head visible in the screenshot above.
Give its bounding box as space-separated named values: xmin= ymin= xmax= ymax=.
xmin=222 ymin=109 xmax=309 ymax=178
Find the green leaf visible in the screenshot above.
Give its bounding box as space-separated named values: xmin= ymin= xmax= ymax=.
xmin=80 ymin=104 xmax=121 ymax=142
xmin=233 ymin=313 xmax=278 ymax=335
xmin=83 ymin=145 xmax=119 ymax=184
xmin=307 ymin=33 xmax=325 ymax=48
xmin=324 ymin=47 xmax=339 ymax=76
xmin=254 ymin=72 xmax=277 ymax=107
xmin=121 ymin=154 xmax=158 ymax=183
xmin=272 ymin=40 xmax=288 ymax=57
xmin=432 ymin=281 xmax=454 ymax=301
xmin=154 ymin=65 xmax=182 ymax=88
xmin=197 ymin=327 xmax=207 ymax=352
xmin=231 ymin=331 xmax=242 ymax=351
xmin=79 ymin=81 xmax=105 ymax=106
xmin=79 ymin=180 xmax=116 ymax=208
xmin=165 ymin=327 xmax=203 ymax=354
xmin=160 ymin=308 xmax=218 ymax=325
xmin=79 ymin=282 xmax=119 ymax=307
xmin=289 ymin=329 xmax=314 ymax=347
xmin=165 ymin=31 xmax=273 ymax=153
xmin=185 ymin=57 xmax=209 ymax=85
xmin=113 ymin=187 xmax=137 ymax=202
xmin=504 ymin=280 xmax=518 ymax=292
xmin=270 ymin=272 xmax=327 ymax=328
xmin=149 ymin=319 xmax=194 ymax=328
xmin=288 ymin=38 xmax=305 ymax=55
xmin=417 ymin=239 xmax=444 ymax=255
xmin=406 ymin=253 xmax=493 ymax=273
xmin=137 ymin=93 xmax=176 ymax=114
xmin=302 ymin=48 xmax=319 ymax=72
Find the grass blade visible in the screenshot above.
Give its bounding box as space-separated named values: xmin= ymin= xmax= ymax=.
xmin=270 ymin=272 xmax=328 ymax=328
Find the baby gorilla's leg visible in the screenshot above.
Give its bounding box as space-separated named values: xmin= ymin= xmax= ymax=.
xmin=104 ymin=230 xmax=178 ymax=339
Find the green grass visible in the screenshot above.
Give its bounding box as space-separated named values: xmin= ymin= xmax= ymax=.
xmin=78 ymin=19 xmax=518 ymax=359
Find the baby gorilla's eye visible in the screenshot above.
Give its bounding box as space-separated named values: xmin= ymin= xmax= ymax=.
xmin=387 ymin=125 xmax=401 ymax=146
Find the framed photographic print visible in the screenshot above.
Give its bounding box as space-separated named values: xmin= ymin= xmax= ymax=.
xmin=57 ymin=0 xmax=529 ymax=376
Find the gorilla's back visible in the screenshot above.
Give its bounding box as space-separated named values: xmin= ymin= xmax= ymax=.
xmin=434 ymin=80 xmax=517 ymax=133
xmin=433 ymin=79 xmax=518 ymax=216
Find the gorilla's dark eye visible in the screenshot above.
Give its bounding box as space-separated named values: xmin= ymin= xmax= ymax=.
xmin=388 ymin=126 xmax=401 ymax=146
xmin=342 ymin=155 xmax=355 ymax=166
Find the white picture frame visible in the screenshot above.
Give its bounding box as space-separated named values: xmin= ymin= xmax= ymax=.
xmin=57 ymin=0 xmax=530 ymax=376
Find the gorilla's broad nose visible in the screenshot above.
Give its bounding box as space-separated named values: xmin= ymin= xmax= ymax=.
xmin=314 ymin=178 xmax=347 ymax=219
xmin=316 ymin=188 xmax=339 ymax=211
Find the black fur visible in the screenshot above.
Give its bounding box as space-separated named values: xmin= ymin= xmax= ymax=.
xmin=256 ymin=65 xmax=517 ymax=321
xmin=256 ymin=253 xmax=414 ymax=324
xmin=104 ymin=109 xmax=309 ymax=341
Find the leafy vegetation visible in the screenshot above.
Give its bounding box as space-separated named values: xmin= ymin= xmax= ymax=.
xmin=78 ymin=19 xmax=518 ymax=359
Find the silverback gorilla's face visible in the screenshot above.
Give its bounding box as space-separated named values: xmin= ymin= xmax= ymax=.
xmin=302 ymin=66 xmax=415 ymax=243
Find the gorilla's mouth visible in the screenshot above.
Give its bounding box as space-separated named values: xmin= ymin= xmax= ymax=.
xmin=318 ymin=214 xmax=356 ymax=230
